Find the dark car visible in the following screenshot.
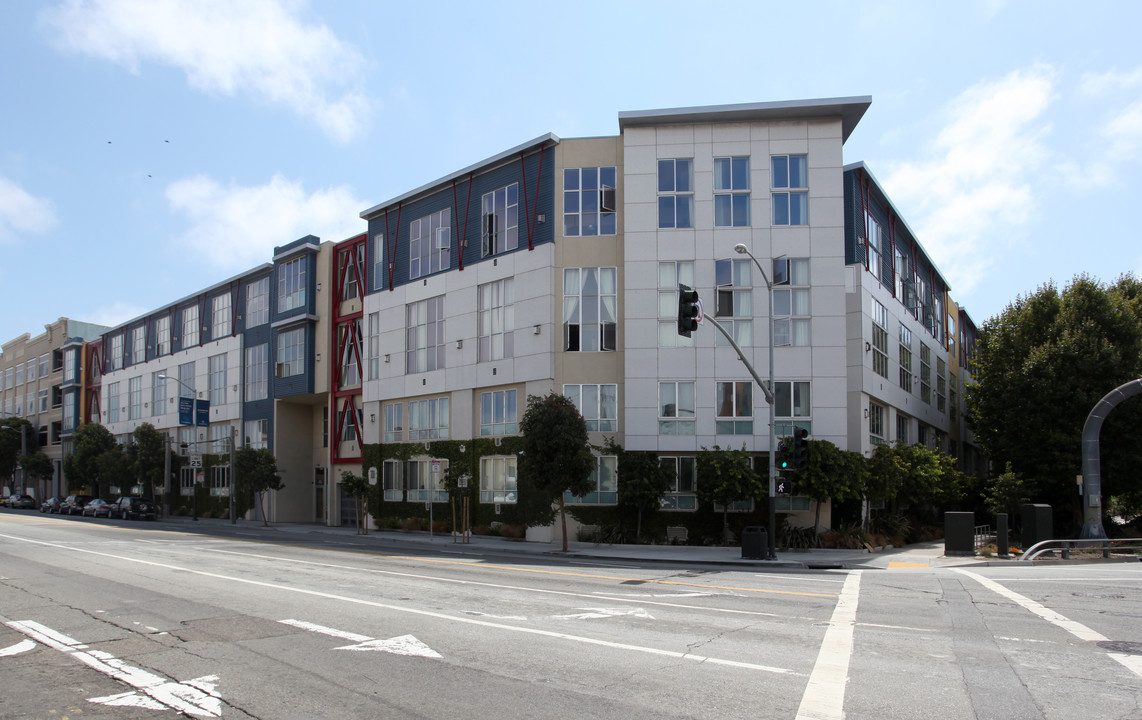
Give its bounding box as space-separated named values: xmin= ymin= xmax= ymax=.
xmin=40 ymin=496 xmax=64 ymax=513
xmin=61 ymin=494 xmax=94 ymax=515
xmin=8 ymin=494 xmax=36 ymax=509
xmin=113 ymin=497 xmax=157 ymax=520
xmin=82 ymin=498 xmax=114 ymax=518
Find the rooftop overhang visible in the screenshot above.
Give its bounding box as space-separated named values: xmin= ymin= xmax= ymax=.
xmin=360 ymin=133 xmax=560 ymax=221
xmin=618 ymin=96 xmax=872 ymax=143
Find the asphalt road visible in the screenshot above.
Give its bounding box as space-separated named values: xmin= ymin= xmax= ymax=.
xmin=1 ymin=511 xmax=1140 ymax=719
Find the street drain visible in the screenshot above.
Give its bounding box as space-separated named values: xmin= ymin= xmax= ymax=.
xmin=1097 ymin=641 xmax=1142 ymax=655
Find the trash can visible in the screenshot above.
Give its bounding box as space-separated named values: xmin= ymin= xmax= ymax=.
xmin=741 ymin=526 xmax=767 ymax=559
xmin=1021 ymin=504 xmax=1052 ymax=550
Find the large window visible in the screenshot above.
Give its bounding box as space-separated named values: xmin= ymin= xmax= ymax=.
xmin=178 ymin=362 xmax=195 ymax=399
xmin=871 ymin=300 xmax=889 ymax=379
xmin=132 ymin=327 xmax=145 ymax=365
xmin=408 ymin=397 xmax=449 ymax=440
xmin=338 ymin=321 xmax=361 ymax=387
xmin=866 ymin=210 xmax=883 ymax=280
xmin=714 ymin=156 xmax=750 ymax=227
xmin=565 ymin=456 xmax=617 ymax=505
xmin=110 ymin=334 xmax=124 ymax=371
xmin=244 ymin=418 xmax=268 ymax=449
xmin=128 ymin=376 xmax=142 ymax=420
xmin=564 ymin=383 xmax=617 ymax=432
xmin=410 ymin=208 xmax=451 ymax=279
xmin=774 ymin=381 xmax=811 ymax=436
xmin=920 ymin=343 xmax=932 ymax=404
xmin=774 ymin=258 xmax=810 ymax=346
xmin=478 ymin=279 xmax=514 ymax=362
xmin=212 ymin=293 xmax=231 ymax=339
xmin=715 ymin=381 xmax=752 ymax=435
xmin=563 ymin=267 xmax=617 ymax=352
xmin=278 ymin=257 xmax=307 ymax=313
xmin=563 ymin=166 xmax=616 ymax=236
xmin=63 ymin=349 xmax=75 ymax=383
xmin=209 ymin=354 xmax=227 ymax=405
xmin=382 ymin=460 xmax=403 ymax=501
xmin=657 ymin=158 xmax=693 ymax=229
xmin=481 ymin=184 xmax=518 ymax=257
xmin=367 ymin=312 xmax=380 ymax=381
xmin=210 ymin=423 xmax=230 ymax=454
xmin=39 ymin=353 xmax=50 ymax=377
xmin=182 ymin=305 xmax=199 ymax=349
xmin=246 ymin=277 xmax=269 ymax=328
xmin=372 ymin=233 xmax=385 ymax=291
xmin=659 ymin=456 xmax=697 ymax=510
xmin=714 ymin=258 xmax=752 ymax=347
xmin=107 ymin=382 xmax=120 ymax=423
xmin=155 ymin=316 xmax=171 ymax=356
xmin=406 ymin=459 xmax=448 ymax=503
xmin=384 ymin=402 xmax=403 ymax=442
xmin=340 ymin=246 xmax=366 ymax=301
xmin=899 ymin=324 xmax=913 ymax=392
xmin=406 ymin=296 xmax=445 ymax=374
xmin=276 ymin=328 xmax=305 ymax=378
xmin=869 ymin=401 xmax=885 ymax=445
xmin=152 ymin=370 xmax=167 ymax=417
xmin=479 ymin=456 xmax=517 ymax=504
xmin=245 ymin=344 xmax=268 ymax=401
xmin=771 ymin=154 xmax=808 ymax=225
xmin=658 ymin=261 xmax=695 ymax=347
xmin=658 ymin=381 xmax=695 ymax=435
xmin=937 ymin=357 xmax=947 ymax=413
xmin=480 ymin=389 xmax=517 ymax=436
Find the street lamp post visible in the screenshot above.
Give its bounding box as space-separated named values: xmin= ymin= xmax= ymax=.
xmin=156 ymin=374 xmax=238 ymax=525
xmin=734 ymin=243 xmax=779 ymax=561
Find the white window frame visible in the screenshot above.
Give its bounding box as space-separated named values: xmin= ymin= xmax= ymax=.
xmin=478 ymin=278 xmax=514 ymax=363
xmin=871 ymin=300 xmax=889 ymax=379
xmin=182 ymin=305 xmax=199 ymax=349
xmin=152 ymin=370 xmax=167 ymax=417
xmin=406 ymin=296 xmax=445 ymax=374
xmin=156 ymin=316 xmax=171 ymax=356
xmin=110 ymin=334 xmax=124 ymax=371
xmin=715 ymin=380 xmax=753 ymax=435
xmin=245 ymin=343 xmax=268 ymax=401
xmin=658 ymin=261 xmax=695 ymax=347
xmin=774 ymin=258 xmax=810 ymax=346
xmin=563 ymin=383 xmax=617 ymax=432
xmin=658 ymin=381 xmax=695 ymax=435
xmin=408 ymin=397 xmax=449 ymax=441
xmin=177 ymin=362 xmax=195 ymax=399
xmin=713 ymin=156 xmax=750 ymax=227
xmin=276 ymin=327 xmax=305 ymax=378
xmin=278 ymin=257 xmax=307 ymax=313
xmin=244 ymin=418 xmax=268 ymax=449
xmin=714 ymin=258 xmax=752 ymax=348
xmin=771 ymin=154 xmax=808 ymax=226
xmin=563 ymin=267 xmax=617 ymax=352
xmin=657 ymin=158 xmax=693 ymax=229
xmin=128 ymin=376 xmax=142 ymax=420
xmin=383 ymin=402 xmax=403 ymax=443
xmin=481 ymin=184 xmax=519 ymax=257
xmin=563 ymin=166 xmax=617 ymax=237
xmin=565 ymin=455 xmax=618 ymax=505
xmin=480 ymin=389 xmax=517 ymax=436
xmin=479 ymin=456 xmax=517 ymax=504
xmin=410 ymin=207 xmax=451 ymax=279
xmin=107 ymin=382 xmax=120 ymax=423
xmin=246 ymin=277 xmax=270 ymax=328
xmin=208 ymin=354 xmax=227 ymax=406
xmin=367 ymin=312 xmax=380 ymax=381
xmin=212 ymin=293 xmax=231 ymax=339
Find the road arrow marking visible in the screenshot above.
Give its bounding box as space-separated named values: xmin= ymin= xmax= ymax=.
xmin=280 ymin=619 xmax=442 ymax=659
xmin=5 ymin=620 xmax=222 ymax=718
xmin=0 ymin=639 xmax=36 ymax=656
xmin=555 ymin=607 xmax=655 ymax=620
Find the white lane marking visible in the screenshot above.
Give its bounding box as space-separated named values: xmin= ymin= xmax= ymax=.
xmin=0 ymin=639 xmax=36 ymax=656
xmin=955 ymin=569 xmax=1142 ymax=680
xmin=0 ymin=532 xmax=793 ymax=676
xmin=554 ymin=608 xmax=655 ymax=620
xmin=796 ymin=570 xmax=862 ymax=720
xmin=281 ymin=619 xmax=442 ymax=658
xmin=4 ymin=620 xmax=221 ymax=717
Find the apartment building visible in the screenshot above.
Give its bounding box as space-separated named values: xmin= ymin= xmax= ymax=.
xmin=1 ymin=318 xmax=108 ymax=499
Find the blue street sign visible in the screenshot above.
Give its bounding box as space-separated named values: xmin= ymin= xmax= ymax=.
xmin=178 ymin=397 xmax=194 ymax=426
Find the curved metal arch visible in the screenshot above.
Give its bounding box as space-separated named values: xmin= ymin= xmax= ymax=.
xmin=1081 ymin=378 xmax=1142 ymax=538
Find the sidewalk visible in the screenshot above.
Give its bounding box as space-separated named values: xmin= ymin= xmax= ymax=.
xmin=158 ymin=515 xmax=991 ymax=570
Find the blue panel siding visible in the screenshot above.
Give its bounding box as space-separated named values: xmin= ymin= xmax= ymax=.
xmin=366 ymin=146 xmax=555 ymax=295
xmin=272 ymin=322 xmax=315 ymax=397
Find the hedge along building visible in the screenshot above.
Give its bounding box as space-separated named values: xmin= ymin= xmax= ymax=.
xmin=355 ymin=97 xmax=981 ymax=543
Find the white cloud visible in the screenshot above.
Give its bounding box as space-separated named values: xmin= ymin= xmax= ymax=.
xmin=881 ymin=67 xmax=1054 ymax=295
xmin=42 ymin=0 xmax=369 ymax=142
xmin=165 ymin=174 xmax=366 ymax=270
xmin=0 ymin=176 xmax=58 ymax=245
xmin=1080 ymin=67 xmax=1142 ymax=96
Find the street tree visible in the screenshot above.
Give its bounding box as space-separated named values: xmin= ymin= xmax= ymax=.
xmin=19 ymin=451 xmax=54 ymax=496
xmin=967 ymin=274 xmax=1142 ymax=530
xmin=696 ymin=444 xmax=764 ymax=544
xmin=338 ymin=469 xmax=372 ymax=534
xmin=794 ymin=439 xmax=867 ymax=536
xmin=133 ymin=424 xmax=167 ymax=502
xmin=0 ymin=418 xmax=36 ymax=491
xmin=67 ymin=423 xmax=117 ymax=495
xmin=97 ymin=444 xmax=134 ymax=498
xmin=234 ymin=446 xmax=284 ymax=526
xmin=614 ymin=441 xmax=674 ymax=541
xmin=518 ymin=393 xmax=595 ymax=552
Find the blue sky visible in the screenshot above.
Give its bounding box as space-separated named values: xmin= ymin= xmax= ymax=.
xmin=2 ymin=0 xmax=1140 ymax=344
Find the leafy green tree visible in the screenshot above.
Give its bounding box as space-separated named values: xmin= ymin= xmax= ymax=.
xmin=696 ymin=445 xmax=764 ymax=544
xmin=518 ymin=393 xmax=595 ymax=552
xmin=984 ymin=462 xmax=1032 ymax=517
xmin=235 ymin=446 xmax=285 ymax=526
xmin=795 ymin=439 xmax=868 ymax=535
xmin=97 ymin=444 xmax=134 ymax=498
xmin=0 ymin=418 xmax=36 ymax=491
xmin=338 ymin=469 xmax=372 ymax=534
xmin=967 ymin=274 xmax=1142 ymax=531
xmin=69 ymin=423 xmax=118 ymax=495
xmin=614 ymin=442 xmax=674 ymax=541
xmin=19 ymin=451 xmax=54 ymax=496
xmin=132 ymin=424 xmax=167 ymax=502
xmin=866 ymin=442 xmax=964 ymax=516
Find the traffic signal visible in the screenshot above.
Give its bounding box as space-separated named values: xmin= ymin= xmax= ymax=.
xmin=793 ymin=428 xmax=809 ymax=470
xmin=777 ymin=444 xmax=791 ymax=471
xmin=677 ymin=284 xmax=700 ymax=337
xmin=777 ymin=476 xmax=798 ymax=496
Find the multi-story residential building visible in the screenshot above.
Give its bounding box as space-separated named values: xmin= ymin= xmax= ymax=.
xmin=1 ymin=318 xmax=108 ymax=498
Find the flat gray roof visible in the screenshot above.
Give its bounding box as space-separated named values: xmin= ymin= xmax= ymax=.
xmin=618 ymin=96 xmax=872 ymax=143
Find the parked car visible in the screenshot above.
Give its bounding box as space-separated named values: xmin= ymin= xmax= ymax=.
xmin=82 ymin=498 xmax=114 ymax=518
xmin=8 ymin=494 xmax=37 ymax=509
xmin=112 ymin=497 xmax=157 ymax=520
xmin=40 ymin=496 xmax=64 ymax=513
xmin=61 ymin=494 xmax=94 ymax=515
